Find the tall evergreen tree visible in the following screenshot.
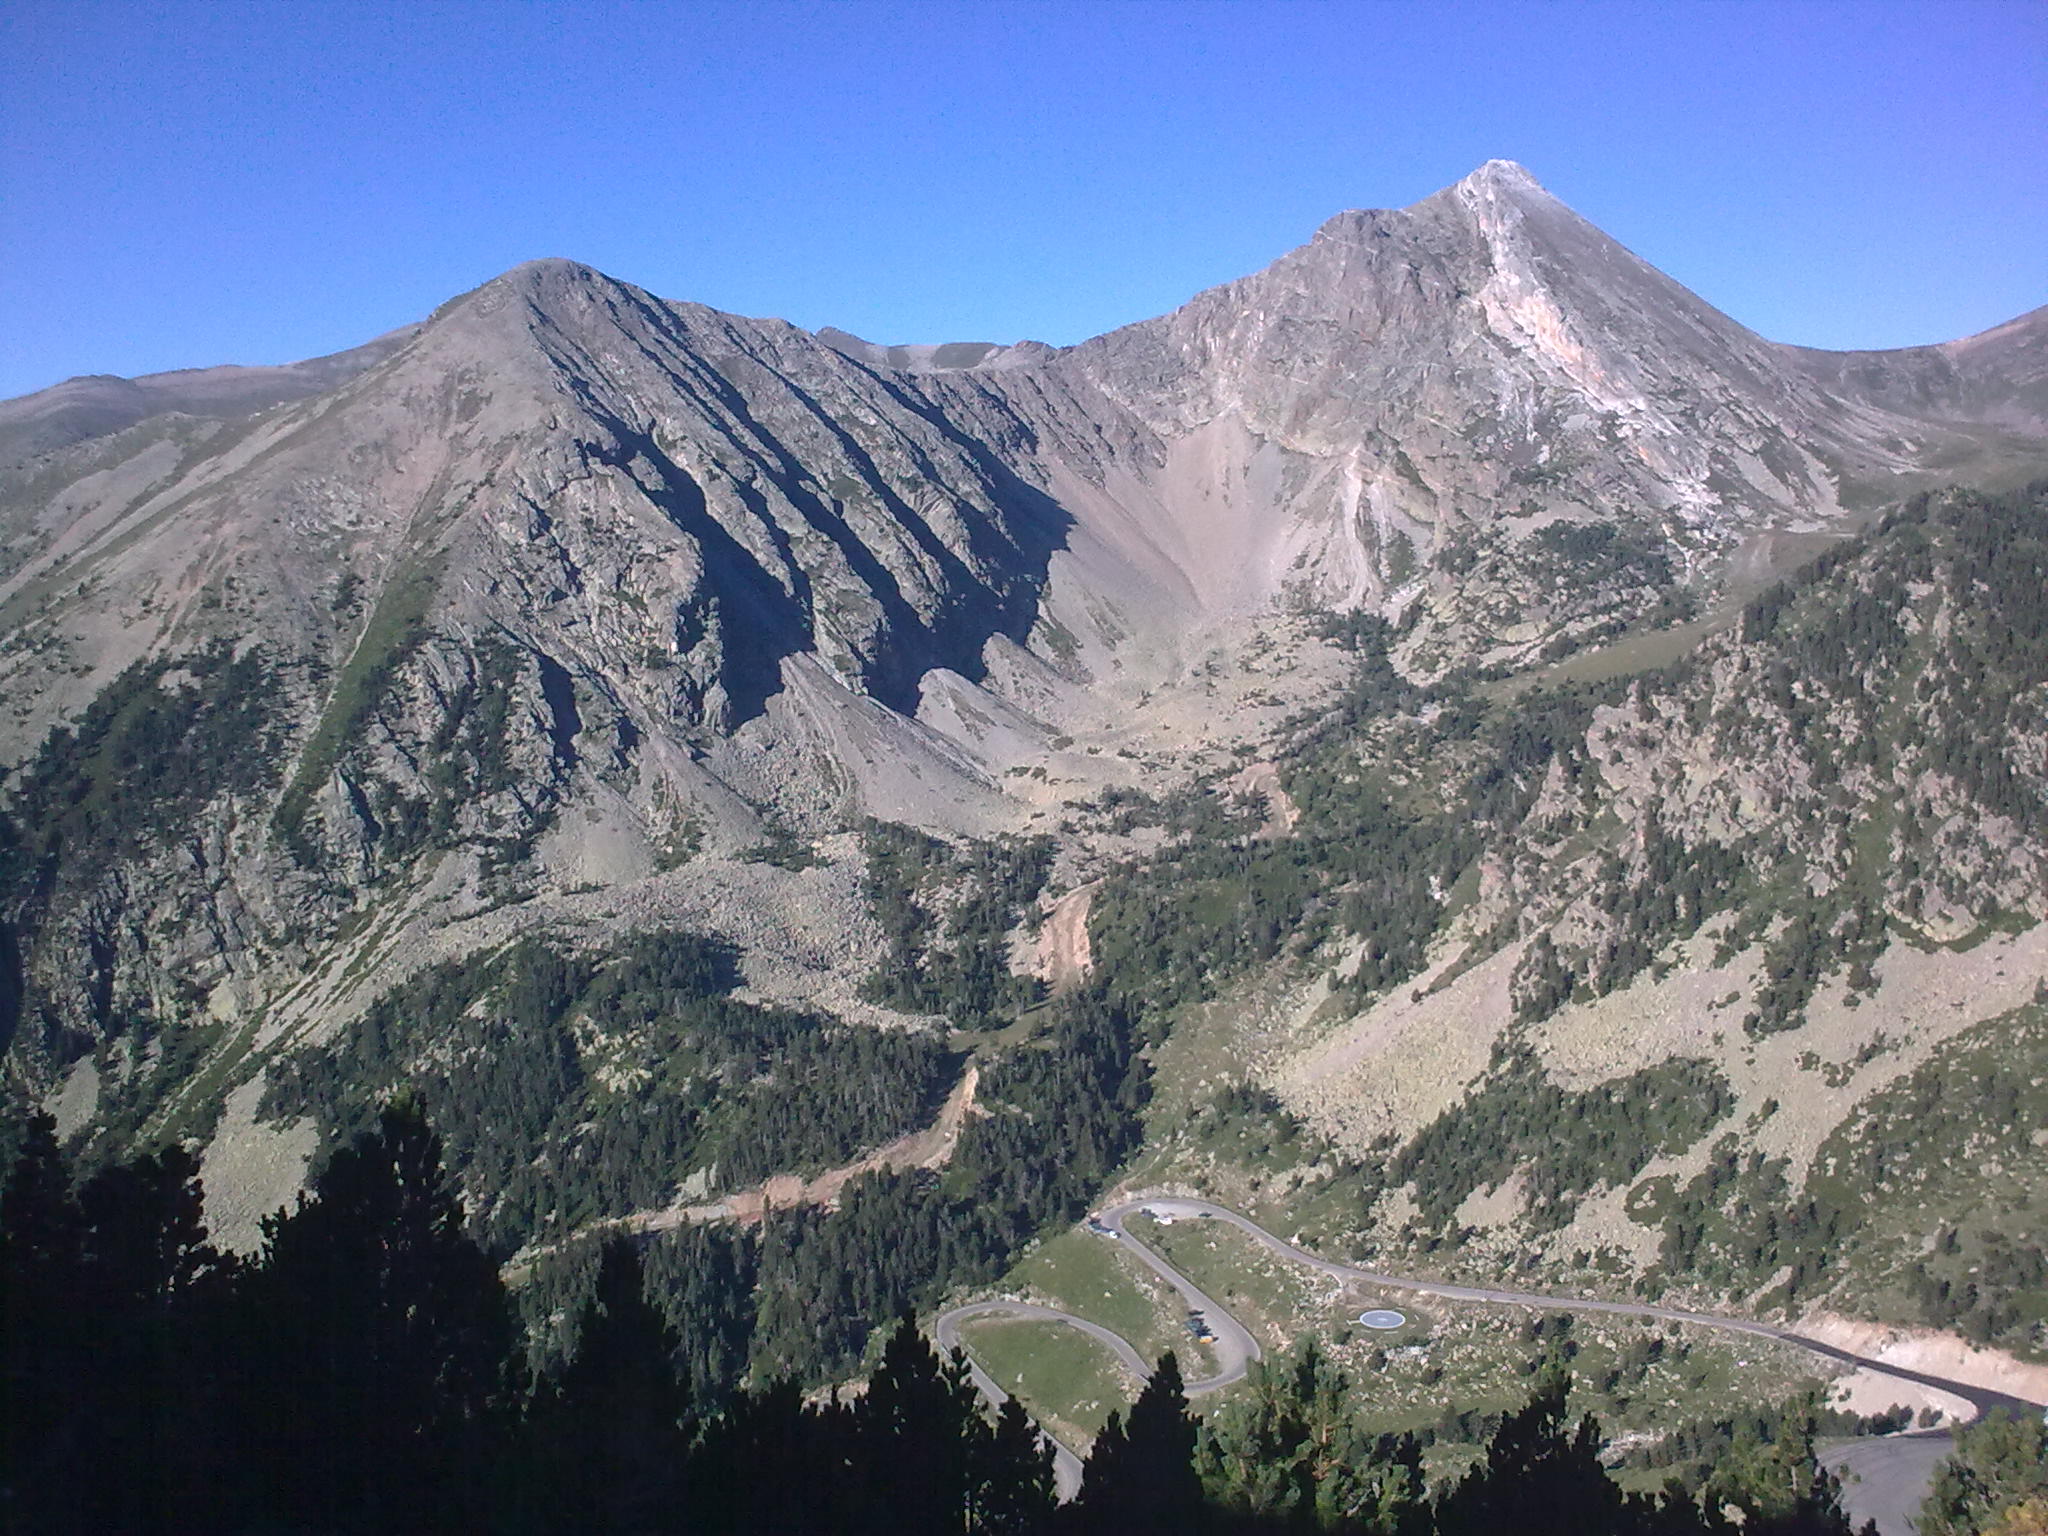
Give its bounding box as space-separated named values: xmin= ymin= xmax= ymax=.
xmin=1198 ymin=1339 xmax=1426 ymax=1533
xmin=73 ymin=1146 xmax=233 ymax=1531
xmin=1920 ymin=1410 xmax=2048 ymax=1536
xmin=689 ymin=1376 xmax=859 ymax=1536
xmin=853 ymin=1315 xmax=986 ymax=1534
xmin=237 ymin=1099 xmax=514 ymax=1532
xmin=973 ymin=1394 xmax=1056 ymax=1536
xmin=1 ymin=1119 xmax=238 ymax=1533
xmin=1433 ymin=1365 xmax=1634 ymax=1536
xmin=1073 ymin=1352 xmax=1205 ymax=1535
xmin=0 ymin=1112 xmax=87 ymax=1532
xmin=1705 ymin=1394 xmax=1869 ymax=1536
xmin=521 ymin=1237 xmax=692 ymax=1534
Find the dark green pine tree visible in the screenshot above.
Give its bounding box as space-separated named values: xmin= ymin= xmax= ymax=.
xmin=76 ymin=1143 xmax=221 ymax=1315
xmin=0 ymin=1112 xmax=88 ymax=1532
xmin=1073 ymin=1352 xmax=1205 ymax=1535
xmin=971 ymin=1395 xmax=1056 ymax=1536
xmin=1917 ymin=1407 xmax=2048 ymax=1536
xmin=1197 ymin=1339 xmax=1427 ymax=1533
xmin=72 ymin=1144 xmax=234 ymax=1531
xmin=522 ymin=1237 xmax=692 ymax=1535
xmin=688 ymin=1376 xmax=860 ymax=1536
xmin=1706 ymin=1394 xmax=1873 ymax=1536
xmin=1434 ymin=1365 xmax=1635 ymax=1536
xmin=2 ymin=1115 xmax=244 ymax=1533
xmin=852 ymin=1314 xmax=986 ymax=1535
xmin=236 ymin=1099 xmax=514 ymax=1533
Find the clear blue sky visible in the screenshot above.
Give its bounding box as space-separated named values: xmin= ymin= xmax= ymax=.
xmin=1 ymin=0 xmax=2042 ymax=399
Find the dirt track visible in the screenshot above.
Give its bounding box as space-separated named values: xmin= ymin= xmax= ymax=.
xmin=503 ymin=1063 xmax=982 ymax=1275
xmin=1032 ymin=883 xmax=1099 ymax=991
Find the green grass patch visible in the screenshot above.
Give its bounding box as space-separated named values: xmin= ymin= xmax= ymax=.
xmin=274 ymin=555 xmax=443 ymax=854
xmin=956 ymin=1316 xmax=1139 ymax=1447
xmin=1013 ymin=1228 xmax=1183 ymax=1365
xmin=1135 ymin=1216 xmax=1320 ymax=1341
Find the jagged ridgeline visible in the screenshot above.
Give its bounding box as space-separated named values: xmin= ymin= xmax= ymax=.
xmin=8 ymin=161 xmax=2048 ymax=1108
xmin=3 ymin=161 xmax=2048 ymax=1407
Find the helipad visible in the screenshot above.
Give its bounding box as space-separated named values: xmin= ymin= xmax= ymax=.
xmin=1356 ymin=1309 xmax=1407 ymax=1329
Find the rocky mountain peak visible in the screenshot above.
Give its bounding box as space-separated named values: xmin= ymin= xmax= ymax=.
xmin=2 ymin=172 xmax=2046 ymax=1304
xmin=421 ymin=256 xmax=655 ymax=364
xmin=455 ymin=256 xmax=614 ymax=307
xmin=1460 ymin=156 xmax=1547 ymax=193
xmin=1310 ymin=159 xmax=1553 ymax=241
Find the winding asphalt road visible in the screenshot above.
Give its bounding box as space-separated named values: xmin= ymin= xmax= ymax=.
xmin=934 ymin=1302 xmax=1139 ymax=1501
xmin=934 ymin=1193 xmax=2044 ymax=1514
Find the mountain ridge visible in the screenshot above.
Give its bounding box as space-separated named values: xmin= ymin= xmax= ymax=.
xmin=1 ymin=168 xmax=2044 ymax=1361
xmin=10 ymin=159 xmax=2041 ymax=445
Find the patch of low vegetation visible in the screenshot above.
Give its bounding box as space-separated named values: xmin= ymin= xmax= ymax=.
xmin=858 ymin=819 xmax=1053 ymax=1027
xmin=1183 ymin=1081 xmax=1354 ymax=1184
xmin=958 ymin=1315 xmax=1138 ymax=1443
xmin=277 ymin=598 xmax=573 ymax=881
xmin=1014 ymin=1228 xmax=1186 ymax=1367
xmin=274 ymin=557 xmax=441 ymax=857
xmin=1139 ymin=1216 xmax=1320 ymax=1343
xmin=737 ymin=818 xmax=818 ymax=871
xmin=3 ymin=642 xmax=282 ymax=893
xmin=1617 ymin=1000 xmax=2048 ymax=1342
xmin=1811 ymin=1000 xmax=2048 ymax=1354
xmin=0 ymin=641 xmax=283 ymax=1087
xmin=1382 ymin=1051 xmax=1735 ymax=1236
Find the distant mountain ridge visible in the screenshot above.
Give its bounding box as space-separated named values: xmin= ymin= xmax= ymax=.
xmin=1 ymin=162 xmax=2044 ymax=1277
xmin=0 ymin=325 xmax=424 ymax=468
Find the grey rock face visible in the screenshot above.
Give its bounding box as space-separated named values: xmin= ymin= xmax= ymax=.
xmin=0 ymin=163 xmax=2041 ymax=1121
xmin=1050 ymin=161 xmax=2037 ymax=670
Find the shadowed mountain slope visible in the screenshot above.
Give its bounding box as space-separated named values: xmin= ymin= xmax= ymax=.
xmin=0 ymin=163 xmax=2042 ymax=1260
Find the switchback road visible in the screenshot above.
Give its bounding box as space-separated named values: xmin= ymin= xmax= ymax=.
xmin=935 ymin=1192 xmax=2043 ymax=1512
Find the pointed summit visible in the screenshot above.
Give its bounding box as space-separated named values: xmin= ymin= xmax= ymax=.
xmin=1456 ymin=158 xmax=1549 ymax=197
xmin=1312 ymin=160 xmax=1555 ymax=244
xmin=498 ymin=256 xmax=599 ymax=282
xmin=436 ymin=257 xmax=617 ymax=321
xmin=5 ymin=160 xmax=2045 ymax=1255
